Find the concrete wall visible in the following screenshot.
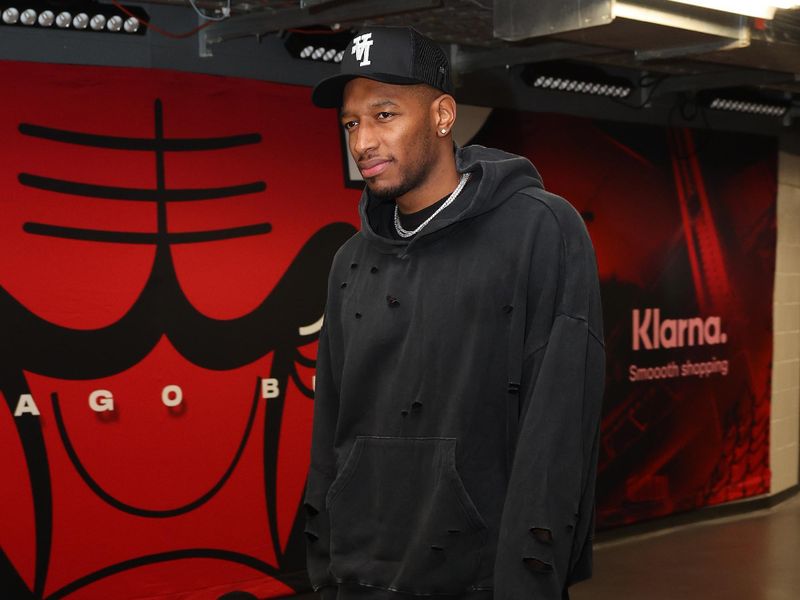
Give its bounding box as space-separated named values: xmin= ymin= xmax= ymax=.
xmin=771 ymin=139 xmax=800 ymax=494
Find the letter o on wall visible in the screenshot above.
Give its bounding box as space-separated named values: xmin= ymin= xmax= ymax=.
xmin=162 ymin=385 xmax=183 ymax=407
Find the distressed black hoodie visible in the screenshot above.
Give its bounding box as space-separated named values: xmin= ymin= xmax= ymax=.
xmin=305 ymin=145 xmax=605 ymax=599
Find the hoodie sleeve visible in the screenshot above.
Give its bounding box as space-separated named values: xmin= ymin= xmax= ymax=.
xmin=304 ymin=270 xmax=342 ymax=598
xmin=493 ymin=195 xmax=605 ymax=599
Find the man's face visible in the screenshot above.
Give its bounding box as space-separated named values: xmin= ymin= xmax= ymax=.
xmin=340 ymin=78 xmax=437 ymax=201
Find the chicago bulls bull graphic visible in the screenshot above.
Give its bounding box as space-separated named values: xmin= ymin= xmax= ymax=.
xmin=1 ymin=63 xmax=359 ymax=599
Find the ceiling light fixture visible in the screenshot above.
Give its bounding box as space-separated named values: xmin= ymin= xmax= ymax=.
xmin=2 ymin=6 xmax=19 ymax=22
xmin=89 ymin=13 xmax=105 ymax=30
xmin=123 ymin=16 xmax=139 ymax=33
xmin=19 ymin=7 xmax=35 ymax=24
xmin=37 ymin=8 xmax=52 ymax=26
xmin=106 ymin=15 xmax=122 ymax=31
xmin=0 ymin=1 xmax=147 ymax=34
xmin=283 ymin=29 xmax=354 ymax=65
xmin=72 ymin=12 xmax=88 ymax=29
xmin=708 ymin=97 xmax=789 ymax=116
xmin=522 ymin=62 xmax=633 ymax=99
xmin=531 ymin=76 xmax=632 ymax=98
xmin=667 ymin=1 xmax=800 ymax=20
xmin=698 ymin=87 xmax=792 ymax=117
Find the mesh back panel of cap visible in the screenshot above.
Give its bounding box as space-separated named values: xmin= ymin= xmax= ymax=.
xmin=411 ymin=31 xmax=453 ymax=94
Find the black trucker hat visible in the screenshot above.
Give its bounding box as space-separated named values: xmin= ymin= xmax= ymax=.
xmin=311 ymin=26 xmax=453 ymax=108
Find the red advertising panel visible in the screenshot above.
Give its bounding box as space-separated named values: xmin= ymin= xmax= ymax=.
xmin=474 ymin=111 xmax=776 ymax=527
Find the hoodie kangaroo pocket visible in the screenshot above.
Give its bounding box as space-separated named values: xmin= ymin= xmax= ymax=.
xmin=327 ymin=436 xmax=487 ymax=594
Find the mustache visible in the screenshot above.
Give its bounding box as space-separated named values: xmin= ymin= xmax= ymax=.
xmin=356 ymin=152 xmax=392 ymax=164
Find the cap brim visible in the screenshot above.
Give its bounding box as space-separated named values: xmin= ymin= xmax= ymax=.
xmin=311 ymin=73 xmax=427 ymax=108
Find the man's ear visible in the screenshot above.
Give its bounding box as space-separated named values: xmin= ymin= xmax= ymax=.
xmin=433 ymin=94 xmax=457 ymax=137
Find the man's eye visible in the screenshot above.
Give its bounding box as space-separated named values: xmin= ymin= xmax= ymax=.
xmin=377 ymin=112 xmax=395 ymax=120
xmin=343 ymin=121 xmax=357 ymax=131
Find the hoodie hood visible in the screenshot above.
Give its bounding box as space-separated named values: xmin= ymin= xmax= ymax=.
xmin=358 ymin=144 xmax=545 ymax=253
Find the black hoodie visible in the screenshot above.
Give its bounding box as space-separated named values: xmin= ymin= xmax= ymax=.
xmin=305 ymin=145 xmax=605 ymax=599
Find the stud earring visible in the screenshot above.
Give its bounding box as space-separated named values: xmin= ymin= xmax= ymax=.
xmin=440 ymin=128 xmax=447 ymax=135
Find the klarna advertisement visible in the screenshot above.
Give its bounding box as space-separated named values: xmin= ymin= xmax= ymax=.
xmin=474 ymin=111 xmax=776 ymax=527
xmin=1 ymin=61 xmax=775 ymax=598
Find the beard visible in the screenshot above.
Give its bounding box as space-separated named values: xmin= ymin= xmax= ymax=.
xmin=366 ymin=132 xmax=435 ymax=203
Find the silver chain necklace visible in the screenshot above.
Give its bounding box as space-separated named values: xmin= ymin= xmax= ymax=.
xmin=393 ymin=172 xmax=471 ymax=239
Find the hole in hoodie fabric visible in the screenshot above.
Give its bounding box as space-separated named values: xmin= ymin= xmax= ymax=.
xmin=430 ymin=545 xmax=445 ymax=551
xmin=502 ymin=304 xmax=513 ymax=313
xmin=411 ymin=400 xmax=423 ymax=410
xmin=371 ymin=266 xmax=379 ymax=273
xmin=304 ymin=529 xmax=319 ymax=542
xmin=400 ymin=409 xmax=409 ymax=417
xmin=523 ymin=557 xmax=553 ymax=573
xmin=386 ymin=295 xmax=400 ymax=307
xmin=355 ymin=313 xmax=362 ymax=319
xmin=447 ymin=529 xmax=461 ymax=535
xmin=350 ymin=263 xmax=358 ymax=269
xmin=303 ymin=502 xmax=319 ymax=517
xmin=529 ymin=527 xmax=553 ymax=544
xmin=340 ymin=282 xmax=348 ymax=289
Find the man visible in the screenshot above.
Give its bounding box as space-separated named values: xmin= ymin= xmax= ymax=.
xmin=304 ymin=26 xmax=605 ymax=600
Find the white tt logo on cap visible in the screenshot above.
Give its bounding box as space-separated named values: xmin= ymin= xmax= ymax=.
xmin=351 ymin=33 xmax=373 ymax=67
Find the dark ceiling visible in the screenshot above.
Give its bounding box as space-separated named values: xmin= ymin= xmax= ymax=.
xmin=141 ymin=0 xmax=800 ymax=127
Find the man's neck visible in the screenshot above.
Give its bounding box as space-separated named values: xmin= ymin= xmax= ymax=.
xmin=395 ymin=160 xmax=460 ymax=214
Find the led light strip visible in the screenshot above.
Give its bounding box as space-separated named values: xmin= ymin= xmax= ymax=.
xmin=531 ymin=75 xmax=632 ymax=98
xmin=709 ymin=97 xmax=788 ymax=116
xmin=1 ymin=5 xmax=143 ymax=33
xmin=298 ymin=45 xmax=345 ymax=63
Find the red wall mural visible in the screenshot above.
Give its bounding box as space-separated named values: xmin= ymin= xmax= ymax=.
xmin=0 ymin=61 xmax=360 ymax=599
xmin=474 ymin=112 xmax=776 ymax=527
xmin=1 ymin=62 xmax=776 ymax=599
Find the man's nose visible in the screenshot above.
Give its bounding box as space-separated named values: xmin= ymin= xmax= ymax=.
xmin=351 ymin=121 xmax=378 ymax=158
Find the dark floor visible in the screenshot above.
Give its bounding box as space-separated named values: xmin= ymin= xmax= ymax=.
xmin=292 ymin=491 xmax=800 ymax=599
xmin=570 ymin=492 xmax=800 ymax=600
